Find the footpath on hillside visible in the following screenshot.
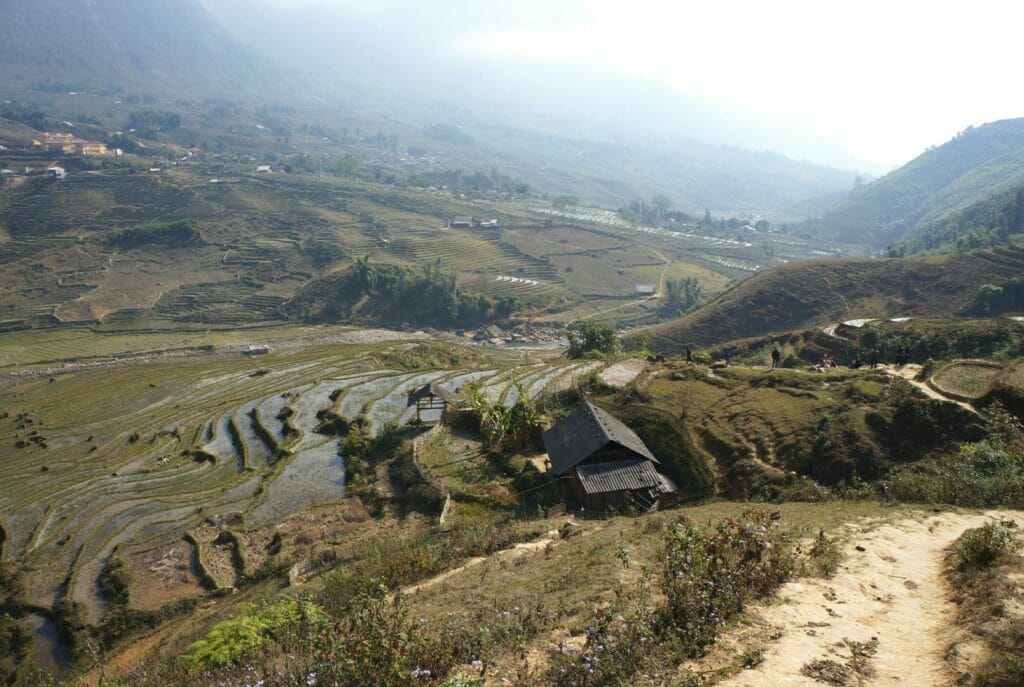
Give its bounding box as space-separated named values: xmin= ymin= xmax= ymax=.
xmin=719 ymin=510 xmax=1022 ymax=687
xmin=884 ymin=363 xmax=980 ymax=415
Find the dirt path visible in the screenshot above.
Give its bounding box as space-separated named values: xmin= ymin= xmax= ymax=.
xmin=885 ymin=364 xmax=980 ymax=416
xmin=401 ymin=530 xmax=561 ymax=596
xmin=76 ymin=627 xmax=170 ymax=686
xmin=650 ymin=247 xmax=672 ymax=298
xmin=400 ymin=523 xmax=599 ymax=597
xmin=720 ymin=510 xmax=1022 ymax=687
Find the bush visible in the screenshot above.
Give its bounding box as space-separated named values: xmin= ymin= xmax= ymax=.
xmin=958 ymin=523 xmax=1013 ymax=570
xmin=104 ymin=220 xmax=202 ymax=249
xmin=98 ymin=550 xmax=132 ymax=607
xmin=545 ymin=510 xmax=793 ymax=686
xmin=566 ymin=320 xmax=619 ymax=359
xmin=882 ymin=440 xmax=1024 ymax=507
xmin=614 ymin=404 xmax=713 ymax=501
xmin=658 ymin=509 xmax=793 ymax=651
xmin=186 ymin=599 xmax=325 ymax=669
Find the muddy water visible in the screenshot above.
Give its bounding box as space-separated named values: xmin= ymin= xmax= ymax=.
xmin=248 ymin=441 xmax=345 ymax=526
xmin=25 ymin=614 xmax=71 ymax=676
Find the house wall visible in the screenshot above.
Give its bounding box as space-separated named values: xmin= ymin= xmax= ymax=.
xmin=560 ymin=472 xmax=643 ymax=513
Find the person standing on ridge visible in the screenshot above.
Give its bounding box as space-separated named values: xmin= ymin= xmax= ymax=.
xmin=771 ymin=346 xmax=781 ymax=369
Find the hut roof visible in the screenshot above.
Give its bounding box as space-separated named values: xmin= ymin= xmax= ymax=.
xmin=575 ymin=458 xmax=676 ymax=495
xmin=407 ymin=381 xmax=457 ymax=406
xmin=542 ymin=401 xmax=657 ymax=476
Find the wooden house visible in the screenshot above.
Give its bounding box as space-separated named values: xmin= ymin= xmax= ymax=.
xmin=543 ymin=401 xmax=675 ymax=512
xmin=407 ymin=382 xmax=457 ymax=424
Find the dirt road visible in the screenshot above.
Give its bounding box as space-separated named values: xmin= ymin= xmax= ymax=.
xmin=721 ymin=510 xmax=1022 ymax=687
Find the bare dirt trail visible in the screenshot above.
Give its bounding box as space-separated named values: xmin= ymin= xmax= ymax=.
xmin=650 ymin=247 xmax=672 ymax=298
xmin=400 ymin=522 xmax=599 ymax=597
xmin=885 ymin=364 xmax=980 ymax=416
xmin=720 ymin=510 xmax=1023 ymax=687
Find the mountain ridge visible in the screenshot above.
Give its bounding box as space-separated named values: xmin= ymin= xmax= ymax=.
xmin=0 ymin=0 xmax=296 ymax=100
xmin=811 ymin=118 xmax=1024 ymax=247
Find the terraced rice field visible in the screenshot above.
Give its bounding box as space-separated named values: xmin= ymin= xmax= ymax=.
xmin=0 ymin=338 xmax=611 ymax=625
xmin=929 ymin=360 xmax=1003 ymax=399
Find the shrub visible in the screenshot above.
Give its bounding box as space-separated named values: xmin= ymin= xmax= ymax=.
xmin=658 ymin=509 xmax=793 ymax=651
xmin=104 ymin=220 xmax=202 ymax=249
xmin=615 ymin=405 xmax=713 ymax=501
xmin=467 ymin=386 xmax=542 ymax=451
xmin=881 ymin=440 xmax=1024 ymax=507
xmin=186 ymin=598 xmax=325 ymax=669
xmin=566 ymin=320 xmax=619 ymax=359
xmin=546 ymin=510 xmax=793 ymax=685
xmin=98 ymin=550 xmax=132 ymax=607
xmin=958 ymin=523 xmax=1013 ymax=570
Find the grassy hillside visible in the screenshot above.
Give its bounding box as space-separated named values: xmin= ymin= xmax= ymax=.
xmin=814 ymin=118 xmax=1024 ymax=247
xmin=0 ymin=0 xmax=294 ymax=100
xmin=640 ymin=247 xmax=1024 ymax=351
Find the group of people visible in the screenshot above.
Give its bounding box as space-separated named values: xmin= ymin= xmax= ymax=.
xmin=690 ymin=343 xmax=912 ymax=371
xmin=893 ymin=346 xmax=912 ymax=366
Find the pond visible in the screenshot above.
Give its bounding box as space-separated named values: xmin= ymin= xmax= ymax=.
xmin=25 ymin=614 xmax=71 ymax=677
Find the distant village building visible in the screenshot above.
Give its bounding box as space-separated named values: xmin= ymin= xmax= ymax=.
xmin=474 ymin=324 xmax=505 ymax=342
xmin=449 ymin=216 xmax=474 ymax=228
xmin=256 ymin=164 xmax=272 ymax=173
xmin=40 ymin=132 xmax=109 ymax=155
xmin=407 ymin=382 xmax=457 ymax=424
xmin=635 ymin=284 xmax=656 ymax=297
xmin=243 ymin=344 xmax=270 ymax=356
xmin=46 ymin=166 xmax=67 ymax=180
xmin=543 ymin=401 xmax=675 ymax=512
xmin=478 ymin=218 xmax=498 ymax=228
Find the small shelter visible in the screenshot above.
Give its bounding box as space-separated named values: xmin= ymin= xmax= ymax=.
xmin=243 ymin=344 xmax=270 ymax=356
xmin=635 ymin=284 xmax=656 ymax=297
xmin=407 ymin=381 xmax=457 ymax=424
xmin=543 ymin=401 xmax=675 ymax=512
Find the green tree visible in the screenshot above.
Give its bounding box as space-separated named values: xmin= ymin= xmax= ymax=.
xmin=651 ymin=194 xmax=672 ymax=219
xmin=335 ymin=153 xmax=360 ymax=177
xmin=552 ymin=195 xmax=580 ymax=213
xmin=566 ymin=320 xmax=619 ymax=358
xmin=663 ymin=278 xmax=702 ymax=315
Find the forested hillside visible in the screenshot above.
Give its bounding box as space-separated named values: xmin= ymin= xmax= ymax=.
xmin=813 ymin=118 xmax=1024 ymax=248
xmin=0 ymin=0 xmax=293 ymax=99
xmin=900 ymin=183 xmax=1024 ymax=253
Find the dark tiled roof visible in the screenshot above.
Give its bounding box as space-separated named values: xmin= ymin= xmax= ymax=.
xmin=575 ymin=458 xmax=676 ymax=495
xmin=407 ymin=382 xmax=457 ymax=406
xmin=542 ymin=401 xmax=657 ymax=476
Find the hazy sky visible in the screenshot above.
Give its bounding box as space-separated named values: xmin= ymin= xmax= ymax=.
xmin=229 ymin=0 xmax=1024 ymax=169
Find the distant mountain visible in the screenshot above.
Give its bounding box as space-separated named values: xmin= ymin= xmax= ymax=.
xmin=0 ymin=0 xmax=294 ymax=100
xmin=812 ymin=118 xmax=1024 ymax=248
xmin=637 ymin=246 xmax=1024 ymax=350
